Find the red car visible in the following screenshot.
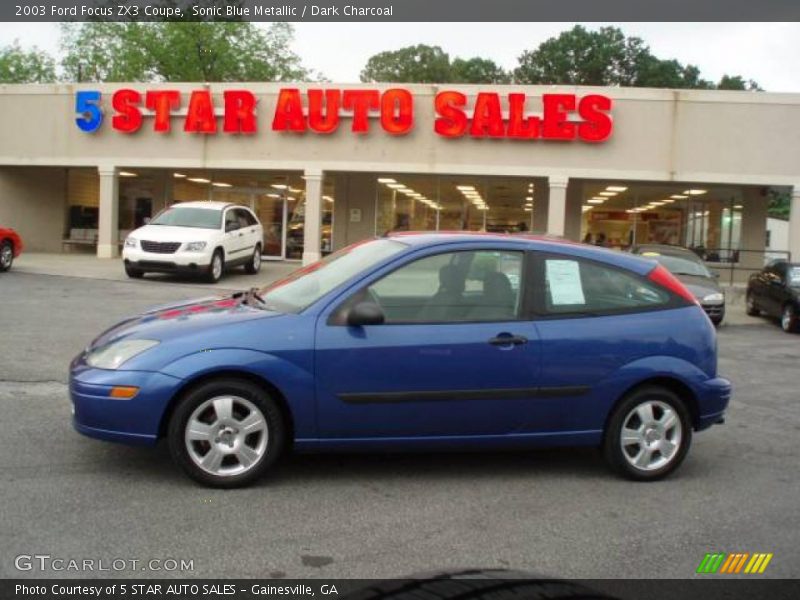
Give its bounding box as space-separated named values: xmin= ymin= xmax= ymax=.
xmin=0 ymin=227 xmax=23 ymax=272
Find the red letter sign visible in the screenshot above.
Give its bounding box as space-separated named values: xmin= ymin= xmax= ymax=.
xmin=272 ymin=88 xmax=306 ymax=132
xmin=111 ymin=89 xmax=143 ymax=133
xmin=470 ymin=93 xmax=504 ymax=138
xmin=506 ymin=93 xmax=540 ymax=139
xmin=578 ymin=94 xmax=613 ymax=142
xmin=542 ymin=94 xmax=576 ymax=140
xmin=380 ymin=88 xmax=413 ymax=135
xmin=184 ymin=90 xmax=217 ymax=134
xmin=223 ymin=90 xmax=257 ymax=134
xmin=343 ymin=90 xmax=380 ymax=133
xmin=307 ymin=89 xmax=340 ymax=134
xmin=145 ymin=90 xmax=180 ymax=133
xmin=434 ymin=91 xmax=468 ymax=138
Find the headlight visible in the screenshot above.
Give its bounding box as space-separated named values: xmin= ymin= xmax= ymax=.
xmin=124 ymin=237 xmax=137 ymax=248
xmin=86 ymin=339 xmax=160 ymax=370
xmin=185 ymin=241 xmax=207 ymax=251
xmin=702 ymin=292 xmax=724 ymax=303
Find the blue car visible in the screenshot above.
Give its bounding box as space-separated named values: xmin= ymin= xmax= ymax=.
xmin=70 ymin=233 xmax=731 ymax=487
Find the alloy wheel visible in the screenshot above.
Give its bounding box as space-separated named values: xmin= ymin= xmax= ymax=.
xmin=0 ymin=244 xmax=11 ymax=269
xmin=619 ymin=400 xmax=682 ymax=472
xmin=184 ymin=395 xmax=269 ymax=477
xmin=211 ymin=254 xmax=223 ymax=280
xmin=782 ymin=305 xmax=795 ymax=332
xmin=253 ymin=250 xmax=261 ymax=271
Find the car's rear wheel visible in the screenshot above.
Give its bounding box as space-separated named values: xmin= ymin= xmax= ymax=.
xmin=124 ymin=263 xmax=144 ymax=279
xmin=781 ymin=304 xmax=798 ymax=333
xmin=745 ymin=291 xmax=760 ymax=316
xmin=0 ymin=240 xmax=13 ymax=272
xmin=603 ymin=386 xmax=692 ymax=481
xmin=206 ymin=249 xmax=224 ymax=283
xmin=167 ymin=378 xmax=286 ymax=488
xmin=245 ymin=244 xmax=261 ymax=274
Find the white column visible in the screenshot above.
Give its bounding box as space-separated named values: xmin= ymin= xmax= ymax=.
xmin=546 ymin=176 xmax=569 ymax=237
xmin=789 ymin=185 xmax=800 ymax=262
xmin=302 ymin=168 xmax=323 ymax=265
xmin=97 ymin=166 xmax=119 ymax=258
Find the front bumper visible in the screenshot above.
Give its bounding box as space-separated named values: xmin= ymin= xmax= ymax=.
xmin=695 ymin=376 xmax=732 ymax=431
xmin=123 ymin=247 xmax=212 ymax=273
xmin=701 ymin=302 xmax=725 ymax=323
xmin=70 ymin=362 xmax=183 ymax=446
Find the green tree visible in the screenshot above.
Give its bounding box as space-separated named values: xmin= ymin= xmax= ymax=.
xmin=0 ymin=41 xmax=56 ymax=83
xmin=717 ymin=75 xmax=762 ymax=91
xmin=61 ymin=22 xmax=309 ymax=82
xmin=360 ymin=44 xmax=451 ymax=83
xmin=450 ymin=57 xmax=509 ymax=84
xmin=514 ymin=25 xmax=758 ymax=90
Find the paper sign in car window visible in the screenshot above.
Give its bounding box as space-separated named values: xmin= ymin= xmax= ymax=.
xmin=789 ymin=266 xmax=800 ymax=286
xmin=546 ymin=260 xmax=585 ymax=305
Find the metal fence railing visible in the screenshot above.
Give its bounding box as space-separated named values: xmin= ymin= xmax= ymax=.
xmin=698 ymin=248 xmax=792 ymax=286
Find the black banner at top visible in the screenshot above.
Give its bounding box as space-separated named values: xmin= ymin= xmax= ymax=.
xmin=5 ymin=0 xmax=800 ymax=22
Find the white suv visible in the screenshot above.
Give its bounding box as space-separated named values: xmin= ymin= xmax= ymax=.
xmin=122 ymin=201 xmax=263 ymax=283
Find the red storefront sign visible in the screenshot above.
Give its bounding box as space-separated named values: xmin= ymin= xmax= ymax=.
xmin=76 ymin=88 xmax=613 ymax=142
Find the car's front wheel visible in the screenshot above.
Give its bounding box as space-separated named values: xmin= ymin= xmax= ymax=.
xmin=124 ymin=263 xmax=144 ymax=279
xmin=603 ymin=386 xmax=692 ymax=481
xmin=0 ymin=240 xmax=13 ymax=272
xmin=781 ymin=304 xmax=798 ymax=333
xmin=167 ymin=378 xmax=286 ymax=488
xmin=745 ymin=291 xmax=760 ymax=316
xmin=206 ymin=249 xmax=224 ymax=283
xmin=245 ymin=244 xmax=261 ymax=274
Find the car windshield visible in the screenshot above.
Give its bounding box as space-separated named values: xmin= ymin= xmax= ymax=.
xmin=149 ymin=206 xmax=222 ymax=229
xmin=258 ymin=239 xmax=407 ymax=313
xmin=642 ymin=251 xmax=712 ymax=278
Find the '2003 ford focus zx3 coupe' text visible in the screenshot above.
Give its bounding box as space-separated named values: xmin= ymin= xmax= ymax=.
xmin=71 ymin=233 xmax=731 ymax=487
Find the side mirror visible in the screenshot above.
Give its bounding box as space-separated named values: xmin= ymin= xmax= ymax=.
xmin=347 ymin=302 xmax=385 ymax=327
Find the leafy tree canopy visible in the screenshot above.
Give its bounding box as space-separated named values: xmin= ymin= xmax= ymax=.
xmin=360 ymin=44 xmax=452 ymax=83
xmin=60 ymin=21 xmax=308 ymax=82
xmin=0 ymin=41 xmax=56 ymax=83
xmin=514 ymin=25 xmax=760 ymax=90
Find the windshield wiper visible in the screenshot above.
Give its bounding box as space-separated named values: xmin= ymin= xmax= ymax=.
xmin=231 ymin=288 xmax=269 ymax=309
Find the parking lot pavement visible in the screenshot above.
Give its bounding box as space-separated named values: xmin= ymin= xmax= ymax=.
xmin=1 ymin=271 xmax=798 ymax=579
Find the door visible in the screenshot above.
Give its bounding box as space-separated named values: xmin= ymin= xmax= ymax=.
xmin=764 ymin=262 xmax=788 ymax=316
xmin=235 ymin=208 xmax=260 ymax=257
xmin=314 ymin=247 xmax=540 ymax=438
xmin=254 ymin=193 xmax=285 ymax=259
xmin=222 ymin=207 xmax=247 ymax=263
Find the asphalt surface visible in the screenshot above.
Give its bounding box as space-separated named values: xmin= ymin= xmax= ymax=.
xmin=1 ymin=270 xmax=798 ymax=580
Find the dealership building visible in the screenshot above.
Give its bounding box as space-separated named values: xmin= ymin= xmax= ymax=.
xmin=0 ymin=82 xmax=798 ymax=280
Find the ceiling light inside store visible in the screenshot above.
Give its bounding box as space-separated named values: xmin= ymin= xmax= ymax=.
xmin=289 ymin=187 xmax=302 ymax=193
xmin=271 ymin=184 xmax=288 ymax=190
xmin=588 ymin=199 xmax=604 ymax=204
xmin=457 ymin=185 xmax=476 ymax=191
xmin=377 ymin=178 xmax=396 ymax=184
xmin=606 ymin=186 xmax=628 ymax=192
xmin=266 ymin=193 xmax=281 ymax=198
xmin=526 ymin=196 xmax=533 ymax=201
xmin=524 ymin=208 xmax=532 ymax=212
xmin=650 ymin=201 xmax=665 ymax=206
xmin=684 ymin=189 xmax=707 ymax=195
xmin=212 ymin=182 xmax=232 ymax=188
xmin=599 ymin=191 xmax=617 ymax=197
xmin=119 ymin=171 xmax=137 ymax=177
xmin=173 ymin=173 xmax=186 ymax=179
xmin=323 ymin=196 xmax=334 ymax=202
xmin=661 ymin=199 xmax=675 ymax=203
xmin=671 ymin=195 xmax=688 ymax=199
xmin=734 ymin=204 xmax=743 ymax=209
xmin=387 ymin=183 xmax=404 ymax=189
xmin=188 ymin=177 xmax=210 ymax=184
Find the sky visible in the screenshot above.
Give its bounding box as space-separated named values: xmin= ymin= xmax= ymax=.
xmin=2 ymin=22 xmax=800 ymax=92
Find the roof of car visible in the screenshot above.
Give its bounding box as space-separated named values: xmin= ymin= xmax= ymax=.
xmin=168 ymin=201 xmax=233 ymax=210
xmin=383 ymin=231 xmax=658 ymax=275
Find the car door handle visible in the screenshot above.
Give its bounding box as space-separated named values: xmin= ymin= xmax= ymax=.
xmin=488 ymin=334 xmax=528 ymax=346
xmin=238 ymin=232 xmax=244 ymax=237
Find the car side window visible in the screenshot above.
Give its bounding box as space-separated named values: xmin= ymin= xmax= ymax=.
xmin=241 ymin=209 xmax=258 ymax=227
xmin=542 ymin=257 xmax=669 ymax=315
xmin=360 ymin=249 xmax=524 ymax=324
xmin=224 ymin=210 xmax=240 ymax=232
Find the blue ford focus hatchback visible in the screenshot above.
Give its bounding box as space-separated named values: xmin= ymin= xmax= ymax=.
xmin=71 ymin=233 xmax=730 ymax=487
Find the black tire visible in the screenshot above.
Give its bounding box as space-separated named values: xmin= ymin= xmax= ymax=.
xmin=244 ymin=244 xmax=261 ymax=274
xmin=603 ymin=386 xmax=692 ymax=481
xmin=124 ymin=263 xmax=144 ymax=279
xmin=745 ymin=291 xmax=760 ymax=316
xmin=0 ymin=240 xmax=13 ymax=272
xmin=711 ymin=316 xmax=723 ymax=327
xmin=341 ymin=569 xmax=618 ymax=600
xmin=206 ymin=249 xmax=224 ymax=284
xmin=167 ymin=377 xmax=286 ymax=488
xmin=781 ymin=303 xmax=798 ymax=333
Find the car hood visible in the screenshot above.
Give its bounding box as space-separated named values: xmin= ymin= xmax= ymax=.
xmin=88 ymin=295 xmax=282 ymax=350
xmin=675 ymin=274 xmax=722 ymax=300
xmin=129 ymin=224 xmax=219 ymax=242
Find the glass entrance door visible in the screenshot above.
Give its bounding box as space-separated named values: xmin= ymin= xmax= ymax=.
xmin=254 ymin=193 xmax=286 ymax=259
